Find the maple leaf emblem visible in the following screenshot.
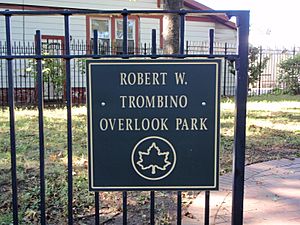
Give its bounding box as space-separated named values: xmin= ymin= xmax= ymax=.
xmin=137 ymin=142 xmax=171 ymax=175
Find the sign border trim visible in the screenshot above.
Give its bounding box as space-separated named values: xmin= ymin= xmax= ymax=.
xmin=87 ymin=60 xmax=220 ymax=191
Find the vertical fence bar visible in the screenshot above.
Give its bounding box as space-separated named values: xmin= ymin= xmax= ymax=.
xmin=0 ymin=49 xmax=4 ymax=107
xmin=179 ymin=11 xmax=185 ymax=55
xmin=185 ymin=40 xmax=189 ymax=54
xmin=177 ymin=10 xmax=185 ymax=225
xmin=64 ymin=12 xmax=73 ymax=225
xmin=122 ymin=10 xmax=128 ymax=224
xmin=47 ymin=67 xmax=50 ymax=102
xmin=95 ymin=192 xmax=100 ymax=225
xmin=35 ymin=30 xmax=46 ymax=225
xmin=231 ymin=11 xmax=250 ymax=225
xmin=151 ymin=29 xmax=157 ymax=56
xmin=123 ymin=191 xmax=127 ymax=225
xmin=204 ymin=191 xmax=210 ymax=225
xmin=143 ymin=43 xmax=147 ymax=55
xmin=223 ymin=43 xmax=228 ymax=96
xmin=5 ymin=11 xmax=19 ymax=225
xmin=13 ymin=42 xmax=17 ymax=105
xmin=258 ymin=46 xmax=262 ymax=95
xmin=177 ymin=191 xmax=182 ymax=225
xmin=209 ymin=29 xmax=214 ymax=56
xmin=24 ymin=57 xmax=28 ymax=105
xmin=122 ymin=9 xmax=128 ymax=55
xmin=149 ymin=30 xmax=157 ymax=224
xmin=92 ymin=30 xmax=100 ymax=224
xmin=18 ymin=52 xmax=23 ymax=105
xmin=93 ymin=30 xmax=98 ymax=56
xmin=150 ymin=191 xmax=155 ymax=225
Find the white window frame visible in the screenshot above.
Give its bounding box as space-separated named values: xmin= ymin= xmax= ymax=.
xmin=115 ymin=19 xmax=136 ymax=41
xmin=90 ymin=17 xmax=111 ymax=44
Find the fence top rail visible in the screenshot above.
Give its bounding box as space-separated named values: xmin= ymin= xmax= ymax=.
xmin=0 ymin=53 xmax=238 ymax=60
xmin=0 ymin=9 xmax=249 ymax=16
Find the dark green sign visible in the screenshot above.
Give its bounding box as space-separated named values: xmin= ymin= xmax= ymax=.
xmin=87 ymin=60 xmax=220 ymax=190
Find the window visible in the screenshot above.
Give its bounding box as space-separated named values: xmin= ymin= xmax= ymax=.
xmin=91 ymin=18 xmax=110 ymax=54
xmin=116 ymin=19 xmax=135 ymax=40
xmin=115 ymin=19 xmax=135 ymax=54
xmin=91 ymin=19 xmax=110 ymax=39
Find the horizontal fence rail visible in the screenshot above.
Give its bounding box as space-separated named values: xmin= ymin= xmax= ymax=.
xmin=0 ymin=9 xmax=249 ymax=225
xmin=0 ymin=9 xmax=248 ymax=15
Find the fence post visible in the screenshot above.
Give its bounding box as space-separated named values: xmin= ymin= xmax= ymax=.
xmin=204 ymin=191 xmax=210 ymax=225
xmin=122 ymin=12 xmax=129 ymax=217
xmin=35 ymin=29 xmax=46 ymax=225
xmin=258 ymin=46 xmax=262 ymax=95
xmin=92 ymin=30 xmax=100 ymax=225
xmin=179 ymin=10 xmax=186 ymax=56
xmin=121 ymin=9 xmax=128 ymax=220
xmin=5 ymin=10 xmax=19 ymax=225
xmin=223 ymin=42 xmax=228 ymax=96
xmin=122 ymin=8 xmax=128 ymax=57
xmin=209 ymin=29 xmax=214 ymax=57
xmin=231 ymin=11 xmax=249 ymax=225
xmin=144 ymin=43 xmax=147 ymax=55
xmin=185 ymin=40 xmax=189 ymax=54
xmin=93 ymin=29 xmax=98 ymax=56
xmin=63 ymin=12 xmax=74 ymax=225
xmin=150 ymin=29 xmax=157 ymax=224
xmin=151 ymin=29 xmax=157 ymax=56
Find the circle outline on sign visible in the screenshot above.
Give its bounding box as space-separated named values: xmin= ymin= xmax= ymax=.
xmin=131 ymin=136 xmax=177 ymax=181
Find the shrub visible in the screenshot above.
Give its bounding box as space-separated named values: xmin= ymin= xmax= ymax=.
xmin=248 ymin=46 xmax=269 ymax=88
xmin=26 ymin=52 xmax=65 ymax=97
xmin=279 ymin=54 xmax=300 ymax=95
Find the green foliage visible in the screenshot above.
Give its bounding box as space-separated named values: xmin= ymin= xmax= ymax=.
xmin=76 ymin=59 xmax=86 ymax=76
xmin=278 ymin=54 xmax=300 ymax=95
xmin=248 ymin=46 xmax=269 ymax=87
xmin=26 ymin=53 xmax=65 ymax=96
xmin=227 ymin=46 xmax=269 ymax=88
xmin=271 ymin=87 xmax=285 ymax=95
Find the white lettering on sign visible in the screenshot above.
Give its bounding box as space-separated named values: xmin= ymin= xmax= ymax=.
xmin=119 ymin=95 xmax=188 ymax=108
xmin=99 ymin=118 xmax=169 ymax=131
xmin=175 ymin=118 xmax=208 ymax=131
xmin=174 ymin=72 xmax=187 ymax=85
xmin=95 ymin=67 xmax=215 ymax=133
xmin=120 ymin=72 xmax=167 ymax=85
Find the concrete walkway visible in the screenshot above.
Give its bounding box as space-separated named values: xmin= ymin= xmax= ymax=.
xmin=183 ymin=158 xmax=300 ymax=225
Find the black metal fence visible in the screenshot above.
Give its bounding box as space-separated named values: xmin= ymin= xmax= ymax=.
xmin=0 ymin=8 xmax=249 ymax=225
xmin=248 ymin=46 xmax=300 ymax=95
xmin=1 ymin=40 xmax=298 ymax=108
xmin=1 ymin=40 xmax=238 ymax=108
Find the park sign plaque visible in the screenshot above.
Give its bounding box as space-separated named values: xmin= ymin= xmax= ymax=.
xmin=87 ymin=59 xmax=220 ymax=191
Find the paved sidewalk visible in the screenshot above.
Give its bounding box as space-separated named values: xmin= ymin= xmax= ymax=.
xmin=183 ymin=158 xmax=300 ymax=225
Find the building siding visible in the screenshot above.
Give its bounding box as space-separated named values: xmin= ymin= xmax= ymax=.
xmin=0 ymin=0 xmax=237 ymax=97
xmin=185 ymin=20 xmax=215 ymax=42
xmin=0 ymin=11 xmax=86 ymax=42
xmin=1 ymin=0 xmax=158 ymax=10
xmin=140 ymin=17 xmax=160 ymax=46
xmin=215 ymin=23 xmax=237 ymax=44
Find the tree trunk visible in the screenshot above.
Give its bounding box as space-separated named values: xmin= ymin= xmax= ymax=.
xmin=162 ymin=0 xmax=183 ymax=54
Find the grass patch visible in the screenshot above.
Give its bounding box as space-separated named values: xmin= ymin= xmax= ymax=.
xmin=1 ymin=95 xmax=300 ymax=224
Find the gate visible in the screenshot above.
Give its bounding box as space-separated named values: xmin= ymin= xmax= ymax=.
xmin=0 ymin=9 xmax=249 ymax=225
